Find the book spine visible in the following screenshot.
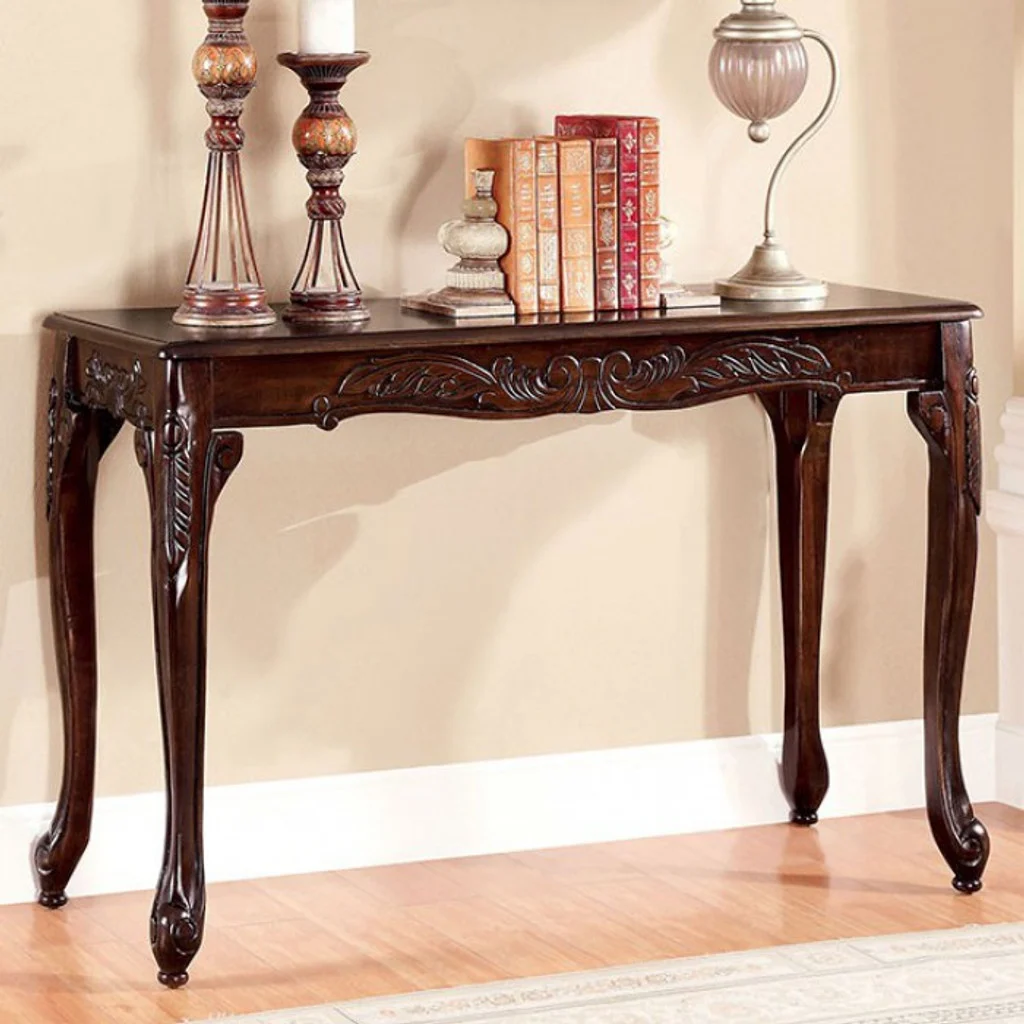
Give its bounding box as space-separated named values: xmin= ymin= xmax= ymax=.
xmin=638 ymin=117 xmax=661 ymax=310
xmin=616 ymin=119 xmax=640 ymax=311
xmin=557 ymin=138 xmax=595 ymax=312
xmin=510 ymin=139 xmax=539 ymax=314
xmin=553 ymin=115 xmax=596 ymax=140
xmin=592 ymin=137 xmax=619 ymax=312
xmin=535 ymin=138 xmax=561 ymax=313
xmin=463 ymin=138 xmax=539 ymax=315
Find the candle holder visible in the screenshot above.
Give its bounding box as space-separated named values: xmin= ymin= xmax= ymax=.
xmin=278 ymin=52 xmax=371 ymax=325
xmin=174 ymin=1 xmax=276 ymax=328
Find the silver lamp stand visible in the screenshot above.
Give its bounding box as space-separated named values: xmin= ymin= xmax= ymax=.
xmin=710 ymin=1 xmax=841 ymax=302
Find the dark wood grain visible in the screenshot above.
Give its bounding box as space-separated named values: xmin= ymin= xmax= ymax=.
xmin=43 ymin=287 xmax=981 ymax=360
xmin=33 ymin=335 xmax=122 ymax=908
xmin=908 ymin=321 xmax=990 ymax=893
xmin=37 ymin=287 xmax=989 ymax=986
xmin=761 ymin=390 xmax=840 ymax=826
xmin=134 ymin=362 xmax=244 ymax=987
xmin=205 ymin=324 xmax=939 ymax=430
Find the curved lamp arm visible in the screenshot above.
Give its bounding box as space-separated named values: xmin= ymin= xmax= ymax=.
xmin=763 ymin=29 xmax=841 ymax=242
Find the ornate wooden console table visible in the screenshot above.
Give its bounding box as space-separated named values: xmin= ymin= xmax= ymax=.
xmin=37 ymin=286 xmax=989 ymax=986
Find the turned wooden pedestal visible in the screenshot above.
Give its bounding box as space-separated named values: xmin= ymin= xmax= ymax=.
xmin=36 ymin=286 xmax=989 ymax=986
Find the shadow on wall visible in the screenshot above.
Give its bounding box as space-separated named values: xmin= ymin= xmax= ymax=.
xmin=816 ymin=0 xmax=1008 ymax=727
xmin=634 ymin=399 xmax=772 ymax=741
xmin=352 ymin=0 xmax=670 ymax=297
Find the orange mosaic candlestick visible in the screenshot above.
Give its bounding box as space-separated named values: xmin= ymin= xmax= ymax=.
xmin=174 ymin=1 xmax=275 ymax=328
xmin=278 ymin=52 xmax=371 ymax=325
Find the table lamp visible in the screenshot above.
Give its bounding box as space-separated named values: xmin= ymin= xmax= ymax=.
xmin=709 ymin=0 xmax=840 ymax=301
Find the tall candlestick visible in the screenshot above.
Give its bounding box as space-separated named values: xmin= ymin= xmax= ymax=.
xmin=300 ymin=0 xmax=356 ymax=54
xmin=174 ymin=0 xmax=275 ymax=329
xmin=278 ymin=52 xmax=370 ymax=325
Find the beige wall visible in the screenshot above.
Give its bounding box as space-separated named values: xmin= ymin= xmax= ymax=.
xmin=1016 ymin=5 xmax=1024 ymax=389
xmin=0 ymin=0 xmax=1014 ymax=806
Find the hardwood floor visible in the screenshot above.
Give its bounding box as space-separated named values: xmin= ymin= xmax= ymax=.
xmin=4 ymin=804 xmax=1024 ymax=1024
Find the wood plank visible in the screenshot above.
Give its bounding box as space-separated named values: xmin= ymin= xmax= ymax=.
xmin=409 ymin=897 xmax=604 ymax=977
xmin=1 ymin=805 xmax=1022 ymax=1022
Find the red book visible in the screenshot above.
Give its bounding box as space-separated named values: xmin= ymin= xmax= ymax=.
xmin=555 ymin=115 xmax=641 ymax=311
xmin=592 ymin=138 xmax=619 ymax=311
xmin=638 ymin=118 xmax=661 ymax=309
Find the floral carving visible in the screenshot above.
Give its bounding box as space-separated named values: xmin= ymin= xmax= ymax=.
xmin=205 ymin=432 xmax=244 ymax=516
xmin=965 ymin=368 xmax=982 ymax=514
xmin=150 ymin=900 xmax=202 ymax=958
xmin=150 ymin=896 xmax=204 ymax=986
xmin=83 ymin=353 xmax=150 ymax=426
xmin=46 ymin=379 xmax=58 ymax=520
xmin=913 ymin=392 xmax=951 ymax=453
xmin=134 ymin=425 xmax=241 ymax=578
xmin=136 ymin=419 xmax=194 ymax=574
xmin=910 ymin=375 xmax=982 ymax=516
xmin=45 ymin=378 xmax=75 ymax=521
xmin=162 ymin=415 xmax=194 ymax=576
xmin=313 ymin=337 xmax=842 ymax=430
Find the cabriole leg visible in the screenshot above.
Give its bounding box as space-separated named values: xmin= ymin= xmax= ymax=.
xmin=135 ymin=362 xmax=243 ymax=987
xmin=761 ymin=390 xmax=840 ymax=827
xmin=908 ymin=321 xmax=989 ymax=893
xmin=34 ymin=335 xmax=121 ymax=908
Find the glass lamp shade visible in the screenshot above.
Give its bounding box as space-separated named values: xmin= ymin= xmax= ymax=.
xmin=709 ymin=38 xmax=809 ymax=142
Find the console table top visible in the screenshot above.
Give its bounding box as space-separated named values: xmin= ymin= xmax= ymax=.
xmin=45 ymin=285 xmax=983 ymax=361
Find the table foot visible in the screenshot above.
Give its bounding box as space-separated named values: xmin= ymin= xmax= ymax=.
xmin=151 ymin=896 xmax=202 ymax=988
xmin=33 ymin=830 xmax=71 ymax=909
xmin=953 ymin=875 xmax=983 ymax=895
xmin=936 ymin=817 xmax=988 ymax=894
xmin=158 ymin=971 xmax=190 ymax=989
xmin=789 ymin=810 xmax=819 ymax=827
xmin=36 ymin=888 xmax=69 ymax=910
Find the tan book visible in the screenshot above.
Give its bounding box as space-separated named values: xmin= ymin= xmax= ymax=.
xmin=556 ymin=137 xmax=595 ymax=312
xmin=535 ymin=137 xmax=561 ymax=313
xmin=464 ymin=138 xmax=539 ymax=315
xmin=638 ymin=117 xmax=661 ymax=310
xmin=555 ymin=115 xmax=640 ymax=310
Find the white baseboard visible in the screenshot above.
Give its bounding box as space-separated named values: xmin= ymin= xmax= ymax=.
xmin=0 ymin=713 xmax=998 ymax=907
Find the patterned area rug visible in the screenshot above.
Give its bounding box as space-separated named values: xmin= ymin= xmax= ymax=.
xmin=190 ymin=923 xmax=1024 ymax=1024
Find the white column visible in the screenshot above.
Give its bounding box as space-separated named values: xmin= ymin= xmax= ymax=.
xmin=985 ymin=398 xmax=1024 ymax=805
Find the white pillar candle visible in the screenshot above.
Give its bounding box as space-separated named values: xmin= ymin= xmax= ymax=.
xmin=300 ymin=0 xmax=356 ymax=54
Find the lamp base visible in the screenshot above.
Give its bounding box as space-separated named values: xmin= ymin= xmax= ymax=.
xmin=715 ymin=240 xmax=828 ymax=302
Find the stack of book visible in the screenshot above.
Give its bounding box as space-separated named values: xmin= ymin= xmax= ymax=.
xmin=465 ymin=115 xmax=663 ymax=316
